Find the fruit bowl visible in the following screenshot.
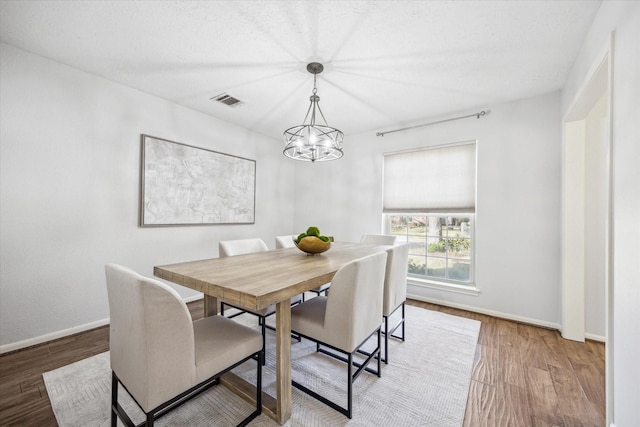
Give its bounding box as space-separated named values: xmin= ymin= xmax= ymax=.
xmin=293 ymin=236 xmax=332 ymax=255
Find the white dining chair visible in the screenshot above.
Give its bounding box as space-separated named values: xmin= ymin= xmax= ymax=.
xmin=290 ymin=251 xmax=388 ymax=419
xmin=220 ymin=238 xmax=269 ymax=257
xmin=219 ymin=238 xmax=273 ymax=323
xmin=352 ymin=243 xmax=409 ymax=365
xmin=275 ymin=235 xmax=329 ymax=300
xmin=303 ymin=234 xmax=395 ymax=301
xmin=105 ymin=264 xmax=263 ymax=427
xmin=275 ymin=235 xmax=296 ymax=249
xmin=361 ymin=234 xmax=398 ymax=245
xmin=219 ymin=238 xmax=302 ymax=358
xmin=380 ymin=244 xmax=409 ymax=363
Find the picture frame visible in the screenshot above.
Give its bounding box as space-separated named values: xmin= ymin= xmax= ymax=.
xmin=139 ymin=134 xmax=256 ymax=226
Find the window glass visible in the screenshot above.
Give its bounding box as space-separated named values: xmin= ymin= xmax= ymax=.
xmin=389 ymin=214 xmax=473 ymax=284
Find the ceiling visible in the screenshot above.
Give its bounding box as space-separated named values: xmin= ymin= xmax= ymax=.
xmin=0 ymin=0 xmax=601 ymax=140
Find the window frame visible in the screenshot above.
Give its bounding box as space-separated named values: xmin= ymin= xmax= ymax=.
xmin=384 ymin=213 xmax=476 ymax=291
xmin=382 ymin=140 xmax=480 ymax=296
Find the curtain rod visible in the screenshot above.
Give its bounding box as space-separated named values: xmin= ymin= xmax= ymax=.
xmin=376 ymin=110 xmax=486 ymax=137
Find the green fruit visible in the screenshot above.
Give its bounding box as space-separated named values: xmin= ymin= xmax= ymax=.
xmin=306 ymin=226 xmax=320 ymax=236
xmin=318 ymin=235 xmax=330 ymax=242
xmin=296 ymin=233 xmax=307 ymax=243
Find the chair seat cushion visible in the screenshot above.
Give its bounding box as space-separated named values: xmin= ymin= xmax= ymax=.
xmin=193 ymin=315 xmax=262 ymax=384
xmin=291 ymin=296 xmax=328 ymax=343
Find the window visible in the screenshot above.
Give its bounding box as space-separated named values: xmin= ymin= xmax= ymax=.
xmin=383 ymin=141 xmax=476 ymax=286
xmin=388 ymin=215 xmax=472 ymax=283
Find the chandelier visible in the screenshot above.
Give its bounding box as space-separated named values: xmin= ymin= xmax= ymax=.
xmin=283 ymin=62 xmax=344 ymax=162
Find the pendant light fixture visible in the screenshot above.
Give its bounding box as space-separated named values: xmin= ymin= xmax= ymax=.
xmin=283 ymin=62 xmax=344 ymax=162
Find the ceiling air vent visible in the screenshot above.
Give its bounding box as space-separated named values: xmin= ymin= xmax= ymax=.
xmin=211 ymin=93 xmax=244 ymax=108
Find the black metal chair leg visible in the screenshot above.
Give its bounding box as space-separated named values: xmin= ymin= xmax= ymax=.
xmin=377 ymin=328 xmax=381 ymax=376
xmin=347 ymin=353 xmax=353 ymax=419
xmin=111 ymin=373 xmax=118 ymax=427
xmin=400 ymin=303 xmax=405 ymax=341
xmin=293 ymin=328 xmax=380 ymax=419
xmin=388 ymin=303 xmax=406 ymax=341
xmin=383 ymin=316 xmax=389 ymax=364
xmin=112 ymin=350 xmax=262 ymax=427
xmin=261 ymin=319 xmax=266 ymax=365
xmin=380 ymin=302 xmax=407 ymax=364
xmin=257 ymin=351 xmax=263 ymax=409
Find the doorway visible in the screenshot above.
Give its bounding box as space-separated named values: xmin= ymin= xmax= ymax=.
xmin=561 ymin=43 xmax=613 ymax=424
xmin=562 ymin=54 xmax=609 ymax=342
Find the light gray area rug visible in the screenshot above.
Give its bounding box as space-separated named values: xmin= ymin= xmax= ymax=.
xmin=43 ymin=305 xmax=480 ymax=426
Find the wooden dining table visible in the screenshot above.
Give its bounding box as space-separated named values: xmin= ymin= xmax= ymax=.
xmin=153 ymin=241 xmax=391 ymax=424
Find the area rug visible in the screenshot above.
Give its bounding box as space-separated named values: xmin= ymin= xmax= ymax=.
xmin=43 ymin=305 xmax=480 ymax=426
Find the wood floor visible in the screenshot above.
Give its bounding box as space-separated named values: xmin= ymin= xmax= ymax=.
xmin=0 ymin=299 xmax=605 ymax=426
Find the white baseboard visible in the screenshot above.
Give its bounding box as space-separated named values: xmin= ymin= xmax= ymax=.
xmin=1 ymin=293 xmax=602 ymax=355
xmin=0 ymin=294 xmax=207 ymax=355
xmin=408 ymin=294 xmax=607 ymax=343
xmin=0 ymin=317 xmax=110 ymax=355
xmin=408 ymin=293 xmax=562 ymax=330
xmin=585 ymin=332 xmax=606 ymax=343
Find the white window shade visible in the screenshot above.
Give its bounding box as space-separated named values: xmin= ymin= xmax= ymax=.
xmin=383 ymin=142 xmax=476 ymax=213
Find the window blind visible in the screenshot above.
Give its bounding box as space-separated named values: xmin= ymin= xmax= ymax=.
xmin=383 ymin=142 xmax=476 ymax=213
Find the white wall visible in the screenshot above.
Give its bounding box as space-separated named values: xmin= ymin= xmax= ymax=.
xmin=293 ymin=92 xmax=564 ymax=327
xmin=0 ymin=43 xmax=295 ymax=351
xmin=562 ymin=2 xmax=640 ymax=425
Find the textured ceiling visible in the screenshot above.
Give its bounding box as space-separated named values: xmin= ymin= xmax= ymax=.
xmin=0 ymin=0 xmax=601 ymax=140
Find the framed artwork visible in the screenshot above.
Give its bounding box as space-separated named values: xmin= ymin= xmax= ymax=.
xmin=139 ymin=134 xmax=256 ymax=226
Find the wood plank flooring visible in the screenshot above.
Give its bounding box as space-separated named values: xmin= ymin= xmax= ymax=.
xmin=0 ymin=299 xmax=605 ymax=426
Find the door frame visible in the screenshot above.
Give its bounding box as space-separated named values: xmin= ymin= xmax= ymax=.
xmin=561 ymin=32 xmax=614 ymax=425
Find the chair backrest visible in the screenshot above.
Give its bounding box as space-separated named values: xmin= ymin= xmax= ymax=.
xmin=275 ymin=235 xmax=296 ymax=249
xmin=324 ymin=252 xmax=388 ymax=352
xmin=219 ymin=238 xmax=269 ymax=257
xmin=105 ymin=264 xmax=195 ymax=411
xmin=383 ymin=244 xmax=409 ymax=316
xmin=361 ymin=234 xmax=397 ymax=245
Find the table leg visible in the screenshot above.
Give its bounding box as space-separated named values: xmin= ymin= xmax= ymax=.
xmin=203 ymin=295 xmax=218 ymax=317
xmin=275 ymin=300 xmax=292 ymax=424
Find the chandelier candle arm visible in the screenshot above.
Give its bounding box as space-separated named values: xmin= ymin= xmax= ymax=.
xmin=283 ymin=62 xmax=344 ymax=162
